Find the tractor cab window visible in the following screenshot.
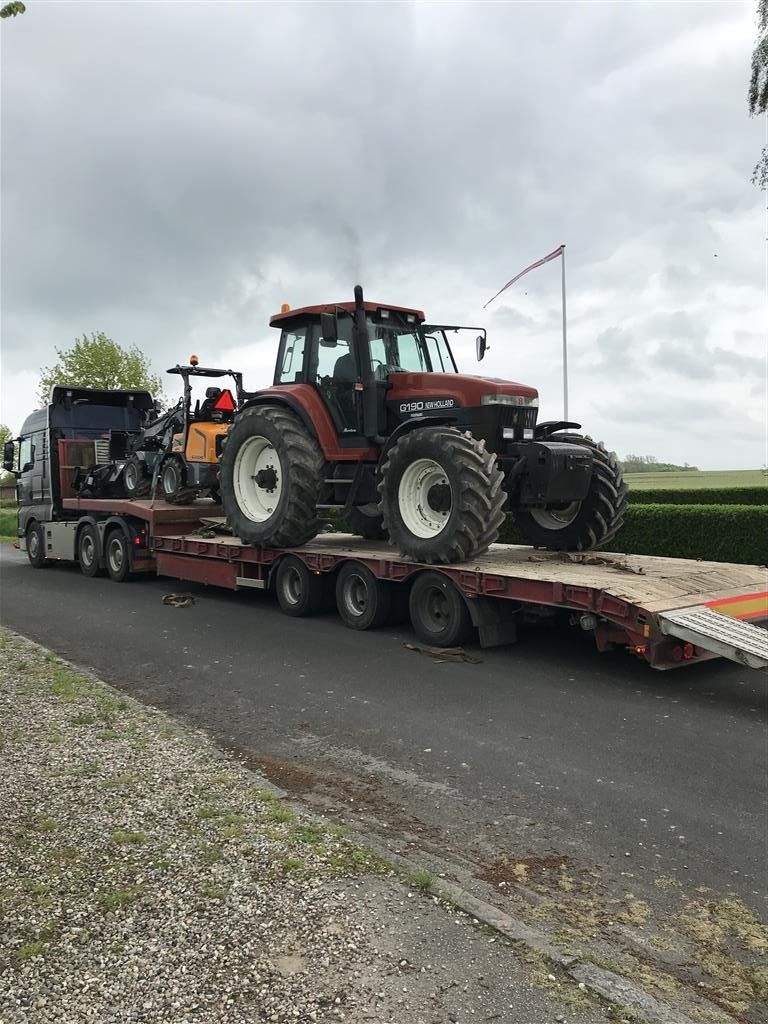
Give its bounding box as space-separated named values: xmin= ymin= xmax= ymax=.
xmin=277 ymin=327 xmax=307 ymax=384
xmin=424 ymin=332 xmax=457 ymax=373
xmin=314 ymin=318 xmax=359 ymax=434
xmin=367 ymin=318 xmax=430 ymax=374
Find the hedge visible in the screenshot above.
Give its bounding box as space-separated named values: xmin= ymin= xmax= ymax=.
xmin=628 ymin=487 xmax=767 ymax=506
xmin=498 ymin=504 xmax=768 ymax=566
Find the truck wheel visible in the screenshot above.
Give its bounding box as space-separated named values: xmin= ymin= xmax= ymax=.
xmin=335 ymin=561 xmax=392 ymax=630
xmin=220 ymin=406 xmax=323 ymax=548
xmin=123 ymin=457 xmax=151 ymax=498
xmin=378 ymin=426 xmax=505 ymax=564
xmin=513 ymin=434 xmax=628 ymax=551
xmin=160 ymin=457 xmax=197 ymax=505
xmin=344 ymin=505 xmax=387 ymax=541
xmin=105 ymin=529 xmax=132 ymax=582
xmin=408 ymin=571 xmax=472 ymax=648
xmin=77 ymin=524 xmax=103 ymax=577
xmin=275 ymin=555 xmax=325 ymax=617
xmin=26 ymin=522 xmax=49 ymax=569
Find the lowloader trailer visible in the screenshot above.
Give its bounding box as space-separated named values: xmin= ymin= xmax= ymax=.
xmin=14 ymin=497 xmax=768 ymax=672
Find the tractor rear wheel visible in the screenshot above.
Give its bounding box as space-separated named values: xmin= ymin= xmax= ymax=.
xmin=123 ymin=456 xmax=151 ymax=498
xmin=378 ymin=426 xmax=505 ymax=564
xmin=160 ymin=457 xmax=197 ymax=505
xmin=513 ymin=433 xmax=627 ymax=551
xmin=344 ymin=505 xmax=387 ymax=541
xmin=220 ymin=405 xmax=323 ymax=548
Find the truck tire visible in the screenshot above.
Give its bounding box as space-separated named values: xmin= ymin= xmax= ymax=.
xmin=123 ymin=457 xmax=151 ymax=498
xmin=104 ymin=529 xmax=132 ymax=582
xmin=220 ymin=406 xmax=323 ymax=548
xmin=378 ymin=426 xmax=505 ymax=564
xmin=275 ymin=555 xmax=325 ymax=617
xmin=160 ymin=457 xmax=197 ymax=505
xmin=77 ymin=524 xmax=103 ymax=577
xmin=513 ymin=434 xmax=627 ymax=551
xmin=335 ymin=561 xmax=392 ymax=630
xmin=408 ymin=571 xmax=472 ymax=647
xmin=26 ymin=522 xmax=49 ymax=569
xmin=344 ymin=505 xmax=387 ymax=541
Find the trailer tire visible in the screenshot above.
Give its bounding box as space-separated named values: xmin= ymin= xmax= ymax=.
xmin=77 ymin=524 xmax=103 ymax=577
xmin=408 ymin=571 xmax=473 ymax=648
xmin=26 ymin=522 xmax=49 ymax=569
xmin=275 ymin=555 xmax=325 ymax=617
xmin=104 ymin=529 xmax=132 ymax=583
xmin=336 ymin=561 xmax=392 ymax=630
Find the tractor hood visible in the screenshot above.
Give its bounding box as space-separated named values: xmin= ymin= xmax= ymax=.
xmin=386 ymin=372 xmax=538 ymax=407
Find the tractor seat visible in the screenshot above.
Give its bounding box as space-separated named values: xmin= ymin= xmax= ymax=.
xmin=333 ymin=352 xmax=357 ymax=382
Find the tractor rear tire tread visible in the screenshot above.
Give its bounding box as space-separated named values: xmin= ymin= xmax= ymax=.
xmin=378 ymin=427 xmax=506 ymax=565
xmin=513 ymin=433 xmax=628 ymax=551
xmin=220 ymin=405 xmax=323 ymax=548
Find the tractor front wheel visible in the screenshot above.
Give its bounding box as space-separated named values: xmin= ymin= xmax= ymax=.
xmin=513 ymin=434 xmax=628 ymax=551
xmin=220 ymin=406 xmax=323 ymax=548
xmin=160 ymin=457 xmax=197 ymax=505
xmin=123 ymin=456 xmax=151 ymax=498
xmin=378 ymin=426 xmax=505 ymax=564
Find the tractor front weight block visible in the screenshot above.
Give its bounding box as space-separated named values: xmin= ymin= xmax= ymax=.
xmin=507 ymin=441 xmax=594 ymax=505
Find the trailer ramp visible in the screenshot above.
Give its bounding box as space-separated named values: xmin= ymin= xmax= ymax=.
xmin=659 ymin=606 xmax=768 ymax=670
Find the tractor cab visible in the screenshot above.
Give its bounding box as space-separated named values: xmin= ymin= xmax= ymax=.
xmin=269 ymin=294 xmax=487 ymax=440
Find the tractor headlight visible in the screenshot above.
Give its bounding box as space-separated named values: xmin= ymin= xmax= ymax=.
xmin=481 ymin=395 xmax=538 ymax=407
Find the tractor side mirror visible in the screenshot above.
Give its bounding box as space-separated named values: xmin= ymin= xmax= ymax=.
xmin=476 ymin=334 xmax=487 ymax=361
xmin=320 ymin=312 xmax=338 ymax=346
xmin=2 ymin=440 xmax=16 ymax=473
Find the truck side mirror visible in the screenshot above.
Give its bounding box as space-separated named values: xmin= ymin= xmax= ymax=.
xmin=2 ymin=441 xmax=15 ymax=473
xmin=320 ymin=312 xmax=338 ymax=346
xmin=476 ymin=334 xmax=487 ymax=361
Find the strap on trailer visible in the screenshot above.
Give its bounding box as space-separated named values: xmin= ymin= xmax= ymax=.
xmin=659 ymin=606 xmax=768 ymax=670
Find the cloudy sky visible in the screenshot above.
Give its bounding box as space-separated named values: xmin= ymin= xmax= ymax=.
xmin=1 ymin=0 xmax=765 ymax=468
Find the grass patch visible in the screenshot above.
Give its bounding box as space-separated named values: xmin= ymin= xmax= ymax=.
xmin=110 ymin=830 xmax=147 ymax=845
xmin=405 ymin=867 xmax=433 ymax=892
xmin=34 ymin=816 xmax=58 ymax=833
xmin=99 ymin=885 xmax=145 ymax=911
xmin=268 ymin=804 xmax=296 ymax=824
xmin=624 ymin=469 xmax=766 ymax=490
xmin=292 ymin=825 xmax=324 ymax=845
xmin=14 ymin=940 xmax=45 ymax=961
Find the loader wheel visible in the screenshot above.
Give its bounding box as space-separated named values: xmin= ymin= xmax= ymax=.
xmin=336 ymin=561 xmax=392 ymax=630
xmin=408 ymin=571 xmax=472 ymax=648
xmin=160 ymin=457 xmax=197 ymax=505
xmin=275 ymin=555 xmax=325 ymax=617
xmin=77 ymin=524 xmax=103 ymax=577
xmin=220 ymin=406 xmax=323 ymax=548
xmin=513 ymin=433 xmax=628 ymax=551
xmin=378 ymin=426 xmax=505 ymax=564
xmin=344 ymin=505 xmax=388 ymax=541
xmin=123 ymin=457 xmax=151 ymax=498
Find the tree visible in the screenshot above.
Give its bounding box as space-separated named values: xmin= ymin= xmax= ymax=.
xmin=0 ymin=2 xmax=27 ymax=18
xmin=38 ymin=333 xmax=164 ymax=404
xmin=749 ymin=0 xmax=768 ymax=187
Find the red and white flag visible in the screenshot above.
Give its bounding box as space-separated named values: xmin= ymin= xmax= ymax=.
xmin=483 ymin=244 xmax=565 ymax=309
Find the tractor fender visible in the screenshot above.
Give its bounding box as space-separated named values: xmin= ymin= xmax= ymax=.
xmin=377 ymin=414 xmax=459 ymax=468
xmin=239 ymin=394 xmax=319 ymax=440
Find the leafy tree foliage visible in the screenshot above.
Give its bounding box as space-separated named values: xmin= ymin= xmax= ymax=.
xmin=38 ymin=333 xmax=163 ymax=404
xmin=749 ymin=0 xmax=768 ymax=187
xmin=621 ymin=455 xmax=698 ymax=474
xmin=0 ymin=2 xmax=27 ymax=18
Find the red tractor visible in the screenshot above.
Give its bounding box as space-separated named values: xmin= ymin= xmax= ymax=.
xmin=219 ymin=285 xmax=627 ymax=564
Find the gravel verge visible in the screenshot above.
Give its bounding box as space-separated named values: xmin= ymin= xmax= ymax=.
xmin=0 ymin=628 xmax=616 ymax=1024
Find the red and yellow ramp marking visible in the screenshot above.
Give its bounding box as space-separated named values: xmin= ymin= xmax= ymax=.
xmin=706 ymin=592 xmax=768 ymax=622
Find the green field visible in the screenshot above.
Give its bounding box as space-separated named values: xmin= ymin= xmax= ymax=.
xmin=0 ymin=507 xmax=17 ymax=543
xmin=624 ymin=469 xmax=767 ymax=490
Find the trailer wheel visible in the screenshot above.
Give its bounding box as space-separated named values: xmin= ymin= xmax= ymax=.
xmin=275 ymin=555 xmax=325 ymax=617
xmin=26 ymin=522 xmax=49 ymax=569
xmin=335 ymin=561 xmax=392 ymax=630
xmin=408 ymin=571 xmax=472 ymax=648
xmin=105 ymin=529 xmax=132 ymax=583
xmin=77 ymin=524 xmax=103 ymax=577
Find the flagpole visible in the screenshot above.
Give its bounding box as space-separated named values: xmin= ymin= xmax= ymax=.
xmin=560 ymin=243 xmax=568 ymax=421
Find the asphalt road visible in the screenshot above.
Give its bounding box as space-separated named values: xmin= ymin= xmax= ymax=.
xmin=2 ymin=546 xmax=766 ymax=919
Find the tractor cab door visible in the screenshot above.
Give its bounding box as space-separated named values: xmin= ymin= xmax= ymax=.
xmin=312 ymin=319 xmax=361 ymax=435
